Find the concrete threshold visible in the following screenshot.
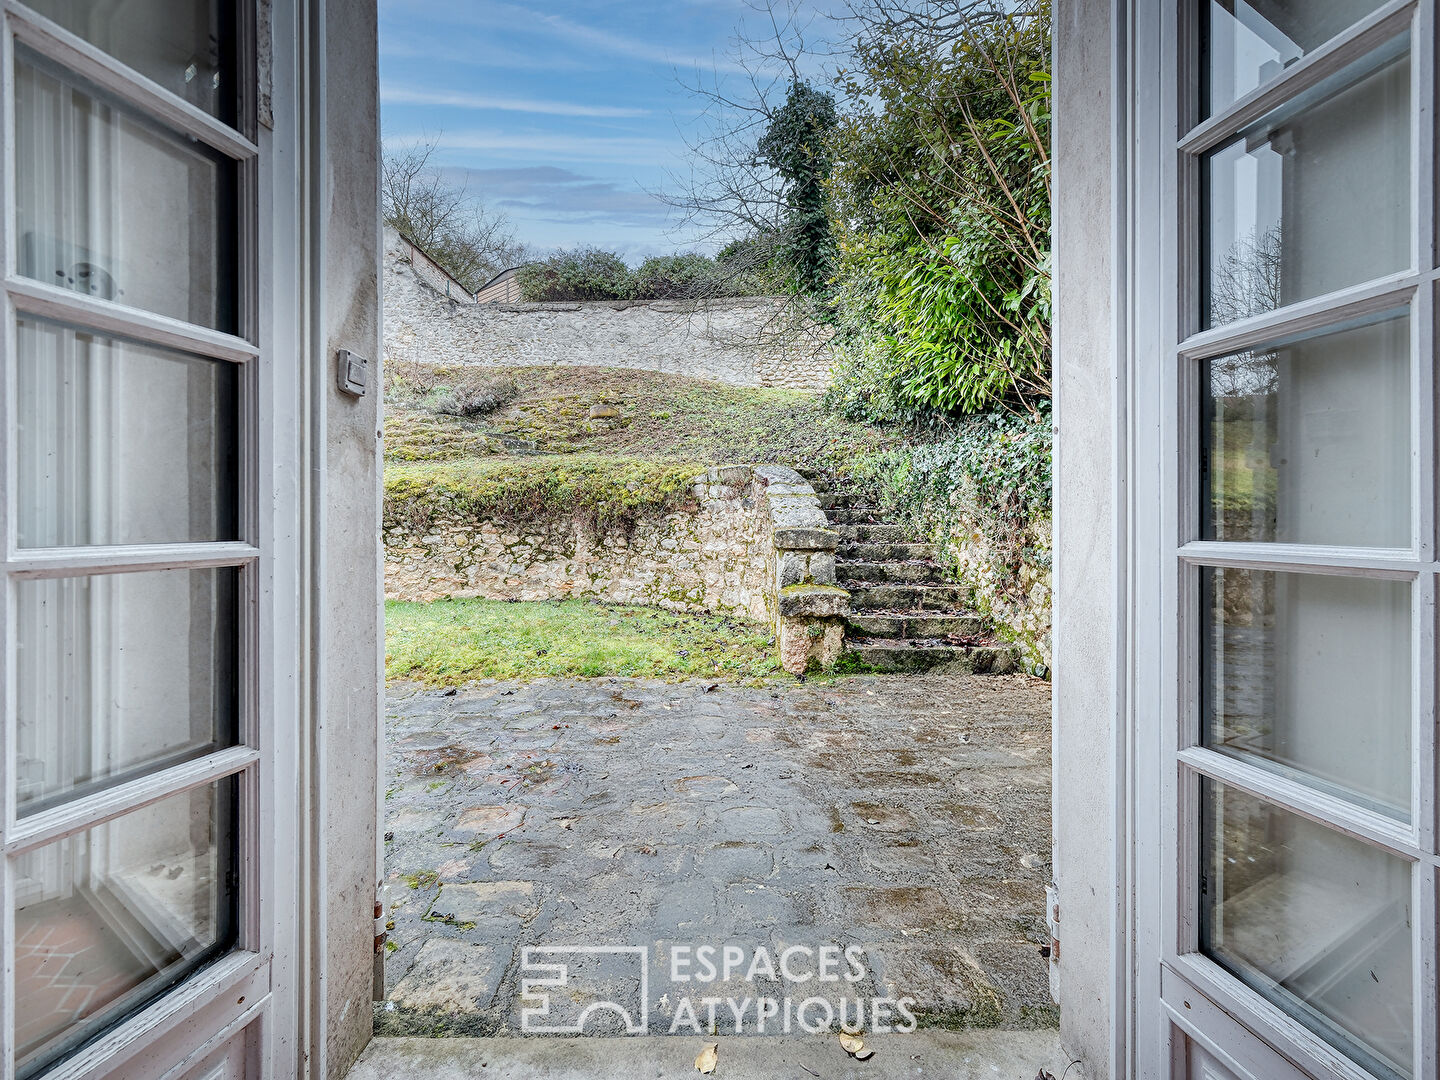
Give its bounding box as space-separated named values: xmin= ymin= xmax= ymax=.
xmin=348 ymin=1030 xmax=1073 ymax=1080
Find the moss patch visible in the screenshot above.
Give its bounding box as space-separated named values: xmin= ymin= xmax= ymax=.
xmin=386 ymin=597 xmax=781 ymax=684
xmin=384 ymin=455 xmax=705 ymax=535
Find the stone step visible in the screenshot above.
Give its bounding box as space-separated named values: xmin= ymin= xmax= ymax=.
xmin=816 ymin=492 xmax=871 ymax=510
xmin=832 ymin=523 xmax=909 ymax=543
xmin=839 ymin=561 xmax=949 ymax=585
xmin=846 ymin=613 xmax=988 ymax=639
xmin=844 ymin=583 xmax=968 ymax=611
xmin=826 ymin=506 xmax=887 ymax=525
xmin=844 ymin=639 xmax=1021 ymax=675
xmin=838 ymin=541 xmax=940 ymax=562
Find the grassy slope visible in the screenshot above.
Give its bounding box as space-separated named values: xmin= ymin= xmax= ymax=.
xmin=386 ymin=598 xmax=780 ymax=683
xmin=385 ymin=365 xmax=897 ymax=470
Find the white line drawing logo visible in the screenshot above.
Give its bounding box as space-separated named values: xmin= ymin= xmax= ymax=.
xmin=520 ymin=946 xmax=649 ymax=1034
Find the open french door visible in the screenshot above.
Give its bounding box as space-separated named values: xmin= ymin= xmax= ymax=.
xmin=1131 ymin=1 xmax=1438 ymax=1078
xmin=0 ymin=3 xmax=300 ymax=1078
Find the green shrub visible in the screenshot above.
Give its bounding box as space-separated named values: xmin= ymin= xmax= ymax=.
xmin=629 ymin=253 xmax=722 ymax=300
xmin=824 ymin=2 xmax=1051 ymax=422
xmin=517 ymin=248 xmax=633 ymax=301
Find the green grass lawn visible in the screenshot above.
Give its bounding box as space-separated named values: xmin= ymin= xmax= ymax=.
xmin=385 ymin=597 xmax=782 ymax=684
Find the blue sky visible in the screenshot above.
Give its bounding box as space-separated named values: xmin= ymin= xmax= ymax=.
xmin=379 ymin=0 xmax=835 ymax=263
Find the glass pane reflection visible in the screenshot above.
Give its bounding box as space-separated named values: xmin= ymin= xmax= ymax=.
xmin=13 ymin=780 xmax=239 ymax=1079
xmin=19 ymin=1 xmax=236 ymax=125
xmin=1203 ymin=42 xmax=1409 ymax=328
xmin=15 ymin=569 xmax=240 ymax=813
xmin=1203 ymin=0 xmax=1391 ymax=117
xmin=1202 ymin=314 xmax=1410 ymax=548
xmin=1202 ymin=568 xmax=1410 ymax=817
xmin=1201 ymin=781 xmax=1413 ymax=1079
xmin=17 ymin=317 xmax=240 ymax=549
xmin=15 ymin=47 xmax=239 ymax=333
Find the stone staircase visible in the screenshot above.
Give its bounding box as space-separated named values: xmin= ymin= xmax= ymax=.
xmin=801 ymin=472 xmax=1020 ymax=675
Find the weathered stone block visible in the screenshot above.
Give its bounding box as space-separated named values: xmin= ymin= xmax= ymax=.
xmin=777 ymin=584 xmax=850 ymax=618
xmin=773 ymin=526 xmax=838 ymax=551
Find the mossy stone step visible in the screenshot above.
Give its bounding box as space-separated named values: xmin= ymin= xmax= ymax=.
xmin=816 ymin=492 xmax=871 ymax=510
xmin=844 ymin=583 xmax=967 ymax=611
xmin=843 ymin=639 xmax=1021 ymax=675
xmin=826 ymin=506 xmax=887 ymax=525
xmin=832 ymin=523 xmax=909 ymax=543
xmin=839 ymin=561 xmax=949 ymax=585
xmin=837 ymin=541 xmax=939 ymax=562
xmin=846 ymin=613 xmax=987 ymax=639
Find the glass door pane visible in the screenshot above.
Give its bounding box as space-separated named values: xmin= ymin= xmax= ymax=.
xmin=1203 ymin=0 xmax=1393 ymax=117
xmin=14 ymin=46 xmax=239 ymax=333
xmin=12 ymin=780 xmax=239 ymax=1079
xmin=17 ymin=1 xmax=237 ymax=126
xmin=15 ymin=568 xmax=240 ymax=812
xmin=1201 ymin=781 xmax=1413 ymax=1080
xmin=1200 ymin=568 xmax=1411 ymax=816
xmin=1201 ymin=313 xmax=1411 ymax=547
xmin=16 ymin=317 xmax=240 ymax=548
xmin=1202 ymin=40 xmax=1410 ymax=327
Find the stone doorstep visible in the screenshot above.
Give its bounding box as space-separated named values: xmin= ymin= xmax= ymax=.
xmin=845 ymin=613 xmax=988 ymax=639
xmin=349 ymin=1031 xmax=1069 ymax=1080
xmin=836 ymin=561 xmax=948 ymax=585
xmin=772 ymin=526 xmax=838 ymax=552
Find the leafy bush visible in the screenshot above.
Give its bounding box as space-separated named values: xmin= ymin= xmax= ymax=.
xmin=517 ymin=248 xmax=634 ymax=301
xmin=517 ymin=248 xmax=773 ymax=303
xmin=825 ymin=2 xmax=1051 ymax=422
xmin=627 ymin=253 xmax=726 ymax=299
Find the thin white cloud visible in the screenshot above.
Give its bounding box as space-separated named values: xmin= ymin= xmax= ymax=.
xmin=382 ymin=84 xmax=651 ymax=119
xmin=389 ymin=129 xmax=676 ymax=166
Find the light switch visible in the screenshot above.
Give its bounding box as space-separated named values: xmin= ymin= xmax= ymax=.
xmin=338 ymin=349 xmax=368 ymax=397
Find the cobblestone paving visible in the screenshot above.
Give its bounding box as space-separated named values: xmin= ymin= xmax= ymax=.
xmin=377 ymin=674 xmax=1054 ymax=1038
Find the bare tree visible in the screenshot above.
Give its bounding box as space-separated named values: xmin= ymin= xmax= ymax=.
xmin=656 ymin=0 xmax=840 ymax=362
xmin=838 ymin=0 xmax=1010 ymax=47
xmin=382 ymin=135 xmax=530 ymax=293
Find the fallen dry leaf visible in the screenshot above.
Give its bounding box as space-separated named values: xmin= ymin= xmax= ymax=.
xmin=695 ymin=1042 xmax=718 ymax=1074
xmin=838 ymin=1032 xmax=865 ymax=1055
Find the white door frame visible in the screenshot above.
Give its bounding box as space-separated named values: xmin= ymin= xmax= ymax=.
xmin=1126 ymin=2 xmax=1440 ymax=1077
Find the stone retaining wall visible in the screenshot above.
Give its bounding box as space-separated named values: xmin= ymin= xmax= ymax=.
xmin=385 ymin=228 xmax=833 ymax=391
xmin=384 ymin=464 xmax=850 ymax=674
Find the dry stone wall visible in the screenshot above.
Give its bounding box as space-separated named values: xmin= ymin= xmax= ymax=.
xmin=384 ymin=464 xmax=851 ymax=674
xmin=384 ymin=227 xmax=832 ymax=391
xmin=385 ymin=469 xmax=771 ymax=621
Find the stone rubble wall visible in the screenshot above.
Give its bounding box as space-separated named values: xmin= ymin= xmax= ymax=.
xmin=384 ymin=464 xmax=851 ymax=673
xmin=942 ymin=517 xmax=1052 ymax=676
xmin=384 ymin=226 xmax=833 ymax=391
xmin=384 ymin=469 xmax=772 ymax=621
xmin=388 ymin=228 xmax=477 ymax=303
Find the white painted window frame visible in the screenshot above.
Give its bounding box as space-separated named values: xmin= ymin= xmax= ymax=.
xmin=1128 ymin=1 xmax=1440 ymax=1078
xmin=0 ymin=2 xmax=304 ymax=1077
